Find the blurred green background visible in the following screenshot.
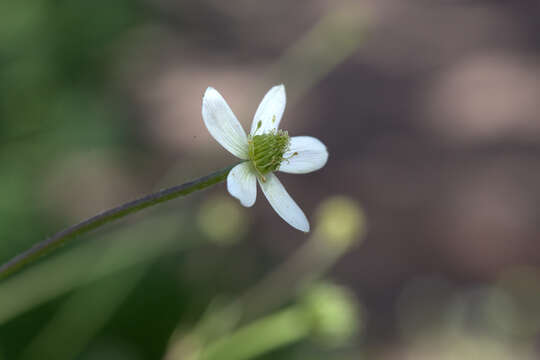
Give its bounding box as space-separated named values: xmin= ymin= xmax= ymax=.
xmin=2 ymin=0 xmax=540 ymax=359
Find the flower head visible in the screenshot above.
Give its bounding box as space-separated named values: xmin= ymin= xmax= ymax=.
xmin=202 ymin=84 xmax=328 ymax=232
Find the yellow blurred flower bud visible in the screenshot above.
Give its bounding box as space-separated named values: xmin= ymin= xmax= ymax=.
xmin=301 ymin=282 xmax=362 ymax=346
xmin=197 ymin=195 xmax=248 ymax=245
xmin=314 ymin=196 xmax=366 ymax=250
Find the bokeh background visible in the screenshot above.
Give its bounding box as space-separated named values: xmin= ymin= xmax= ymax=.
xmin=1 ymin=0 xmax=540 ymax=359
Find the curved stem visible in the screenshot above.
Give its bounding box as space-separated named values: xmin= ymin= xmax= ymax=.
xmin=0 ymin=163 xmax=239 ymax=280
xmin=201 ymin=307 xmax=310 ymax=360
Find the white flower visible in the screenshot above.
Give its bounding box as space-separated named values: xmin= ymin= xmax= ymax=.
xmin=202 ymin=84 xmax=328 ymax=232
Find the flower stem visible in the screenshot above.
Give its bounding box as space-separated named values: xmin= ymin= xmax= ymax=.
xmin=201 ymin=307 xmax=310 ymax=360
xmin=0 ymin=163 xmax=239 ymax=280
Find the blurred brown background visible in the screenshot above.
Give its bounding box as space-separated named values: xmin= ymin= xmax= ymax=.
xmin=1 ymin=0 xmax=540 ymax=359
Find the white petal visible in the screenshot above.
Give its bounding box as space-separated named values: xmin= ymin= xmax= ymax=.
xmin=258 ymin=173 xmax=309 ymax=232
xmin=279 ymin=136 xmax=328 ymax=174
xmin=227 ymin=162 xmax=257 ymax=207
xmin=202 ymin=87 xmax=249 ymax=159
xmin=250 ymin=84 xmax=286 ymax=135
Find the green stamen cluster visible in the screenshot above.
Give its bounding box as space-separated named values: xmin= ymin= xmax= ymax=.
xmin=248 ymin=130 xmax=290 ymax=181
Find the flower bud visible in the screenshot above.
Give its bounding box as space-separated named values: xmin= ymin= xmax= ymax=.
xmin=197 ymin=195 xmax=248 ymax=245
xmin=314 ymin=196 xmax=366 ymax=250
xmin=301 ymin=282 xmax=362 ymax=346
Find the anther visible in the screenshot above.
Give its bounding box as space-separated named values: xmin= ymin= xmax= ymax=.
xmin=248 ymin=130 xmax=290 ymax=176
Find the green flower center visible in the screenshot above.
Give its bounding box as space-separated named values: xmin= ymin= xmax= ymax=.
xmin=248 ymin=129 xmax=290 ymax=181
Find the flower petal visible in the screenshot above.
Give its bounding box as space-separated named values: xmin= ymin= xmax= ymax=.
xmin=227 ymin=162 xmax=257 ymax=207
xmin=279 ymin=136 xmax=328 ymax=174
xmin=258 ymin=173 xmax=309 ymax=232
xmin=202 ymin=87 xmax=249 ymax=159
xmin=250 ymin=84 xmax=286 ymax=135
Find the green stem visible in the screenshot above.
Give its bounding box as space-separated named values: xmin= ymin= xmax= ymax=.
xmin=201 ymin=307 xmax=310 ymax=360
xmin=0 ymin=163 xmax=239 ymax=280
